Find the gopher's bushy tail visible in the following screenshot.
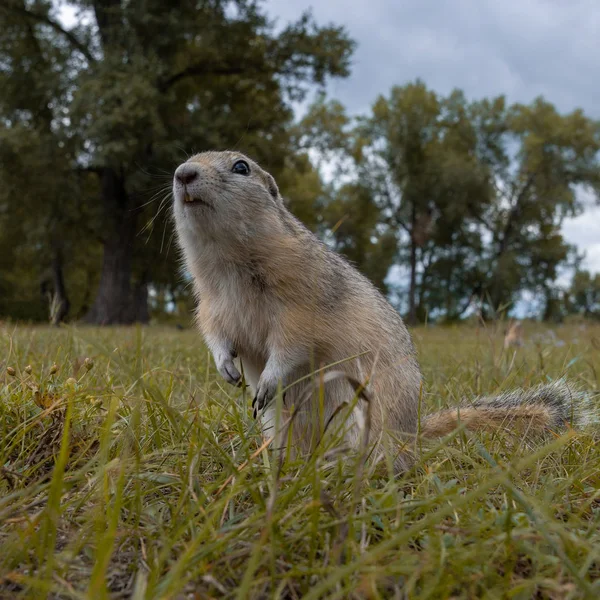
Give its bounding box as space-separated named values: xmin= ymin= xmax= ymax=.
xmin=420 ymin=379 xmax=598 ymax=438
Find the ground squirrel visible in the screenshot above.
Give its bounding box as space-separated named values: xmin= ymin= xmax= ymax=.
xmin=504 ymin=320 xmax=525 ymax=349
xmin=172 ymin=151 xmax=592 ymax=472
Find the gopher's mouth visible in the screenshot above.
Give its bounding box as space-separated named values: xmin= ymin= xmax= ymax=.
xmin=183 ymin=192 xmax=213 ymax=209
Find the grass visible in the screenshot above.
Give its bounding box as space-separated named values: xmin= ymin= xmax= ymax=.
xmin=0 ymin=320 xmax=599 ymax=599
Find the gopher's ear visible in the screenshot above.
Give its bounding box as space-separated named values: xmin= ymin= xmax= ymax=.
xmin=265 ymin=173 xmax=279 ymax=199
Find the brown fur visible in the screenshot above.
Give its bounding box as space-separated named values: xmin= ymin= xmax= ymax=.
xmin=421 ymin=406 xmax=551 ymax=437
xmin=504 ymin=320 xmax=524 ymax=349
xmin=172 ymin=151 xmax=592 ymax=472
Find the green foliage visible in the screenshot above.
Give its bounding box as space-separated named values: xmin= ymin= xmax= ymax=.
xmin=276 ymin=152 xmax=327 ymax=232
xmin=323 ymin=182 xmax=397 ymax=293
xmin=1 ymin=323 xmax=599 ymax=597
xmin=567 ymin=270 xmax=600 ymax=319
xmin=0 ymin=119 xmax=102 ymax=322
xmin=0 ymin=0 xmax=354 ymax=323
xmin=340 ymin=82 xmax=496 ymax=322
xmin=482 ymin=98 xmax=600 ymax=316
xmin=296 ymin=82 xmax=600 ymax=323
xmin=293 ymin=93 xmax=352 ymax=159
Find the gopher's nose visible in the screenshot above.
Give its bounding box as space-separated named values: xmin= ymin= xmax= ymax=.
xmin=174 ymin=163 xmax=199 ymax=185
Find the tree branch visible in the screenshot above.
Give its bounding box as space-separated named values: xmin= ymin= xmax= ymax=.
xmin=3 ymin=2 xmax=94 ymax=63
xmin=456 ymin=283 xmax=483 ymax=318
xmin=378 ymin=178 xmax=412 ymax=234
xmin=75 ymin=165 xmax=105 ymax=175
xmin=158 ymin=64 xmax=250 ymax=92
xmin=497 ymin=172 xmax=536 ymax=256
xmin=392 ymin=215 xmax=411 ymax=234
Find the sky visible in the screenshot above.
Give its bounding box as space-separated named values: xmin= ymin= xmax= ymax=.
xmin=264 ymin=0 xmax=600 ymax=276
xmin=59 ymin=0 xmax=600 ymax=277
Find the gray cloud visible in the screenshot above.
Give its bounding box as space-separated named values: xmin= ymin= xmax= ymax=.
xmin=268 ymin=0 xmax=600 ymax=273
xmin=268 ymin=0 xmax=600 ymax=116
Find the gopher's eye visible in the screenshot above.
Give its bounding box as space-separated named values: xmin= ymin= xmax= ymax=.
xmin=232 ymin=160 xmax=250 ymax=176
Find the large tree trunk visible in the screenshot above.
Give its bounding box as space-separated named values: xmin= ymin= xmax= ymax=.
xmin=542 ymin=287 xmax=563 ymax=323
xmin=50 ymin=246 xmax=70 ymax=326
xmin=130 ymin=271 xmax=150 ymax=324
xmin=82 ymin=2 xmax=150 ymax=325
xmin=41 ymin=243 xmax=70 ymax=326
xmin=84 ymin=168 xmax=148 ymax=325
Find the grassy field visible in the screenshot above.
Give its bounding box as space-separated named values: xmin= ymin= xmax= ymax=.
xmin=0 ymin=321 xmax=599 ymax=599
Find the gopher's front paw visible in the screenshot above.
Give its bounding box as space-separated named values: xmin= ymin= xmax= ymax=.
xmin=252 ymin=378 xmax=279 ymax=418
xmin=215 ymin=352 xmax=242 ymax=387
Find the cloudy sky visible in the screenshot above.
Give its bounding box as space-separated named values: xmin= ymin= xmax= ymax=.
xmin=266 ymin=0 xmax=600 ymax=275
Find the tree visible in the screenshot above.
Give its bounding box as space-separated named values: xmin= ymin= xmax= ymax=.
xmin=323 ymin=182 xmax=397 ymax=293
xmin=0 ymin=2 xmax=101 ymax=323
xmin=567 ymin=269 xmax=600 ymax=319
xmin=477 ymin=98 xmax=600 ymax=318
xmin=414 ymin=95 xmax=600 ymax=321
xmin=292 ymin=95 xmax=397 ymax=293
xmin=1 ymin=0 xmax=354 ymax=324
xmin=355 ymin=83 xmax=494 ymax=323
xmin=298 ymin=85 xmax=600 ymax=323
